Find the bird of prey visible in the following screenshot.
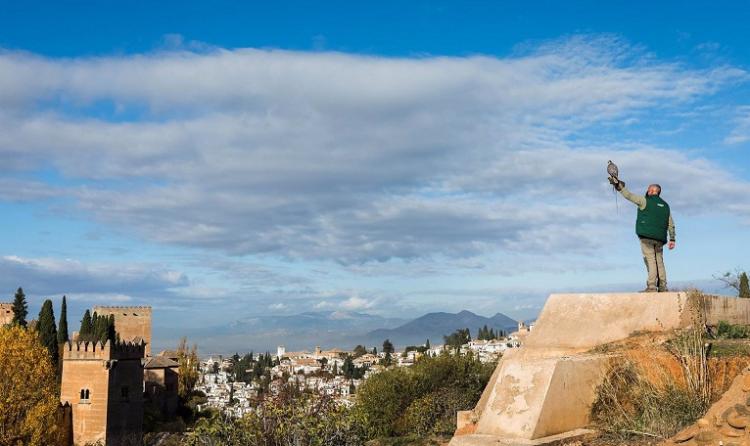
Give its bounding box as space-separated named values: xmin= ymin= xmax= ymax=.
xmin=607 ymin=160 xmax=620 ymax=213
xmin=607 ymin=160 xmax=619 ymax=180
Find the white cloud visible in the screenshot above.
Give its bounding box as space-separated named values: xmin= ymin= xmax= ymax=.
xmin=725 ymin=106 xmax=750 ymax=144
xmin=0 ymin=255 xmax=188 ymax=296
xmin=340 ymin=296 xmax=374 ymax=311
xmin=0 ymin=37 xmax=748 ymax=266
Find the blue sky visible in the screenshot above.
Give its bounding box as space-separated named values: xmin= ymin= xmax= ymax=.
xmin=1 ymin=1 xmax=749 ymax=351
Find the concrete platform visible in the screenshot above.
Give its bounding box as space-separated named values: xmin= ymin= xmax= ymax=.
xmin=449 ymin=292 xmax=745 ymax=446
xmin=449 ymin=429 xmax=595 ymax=446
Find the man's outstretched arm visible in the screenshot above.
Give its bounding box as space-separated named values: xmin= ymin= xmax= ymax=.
xmin=618 ymin=185 xmax=647 ymax=210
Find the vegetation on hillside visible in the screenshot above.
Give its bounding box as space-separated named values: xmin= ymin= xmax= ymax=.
xmin=0 ymin=325 xmax=60 ymax=446
xmin=591 ymin=290 xmax=712 ymax=441
xmin=355 ymin=352 xmax=494 ymax=439
xmin=180 ymin=351 xmax=494 ymax=445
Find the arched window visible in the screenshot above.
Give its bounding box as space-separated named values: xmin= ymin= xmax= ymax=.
xmin=85 ymin=389 xmax=90 ymax=399
xmin=80 ymin=389 xmax=90 ymax=401
xmin=80 ymin=389 xmax=85 ymax=399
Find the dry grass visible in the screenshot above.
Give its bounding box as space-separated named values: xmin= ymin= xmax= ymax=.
xmin=590 ymin=290 xmax=712 ymax=442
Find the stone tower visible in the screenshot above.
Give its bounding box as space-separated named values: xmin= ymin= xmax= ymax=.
xmin=93 ymin=306 xmax=152 ymax=356
xmin=60 ymin=340 xmax=145 ymax=446
xmin=0 ymin=302 xmax=13 ymax=325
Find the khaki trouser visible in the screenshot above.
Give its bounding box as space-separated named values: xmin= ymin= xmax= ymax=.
xmin=640 ymin=238 xmax=667 ymax=291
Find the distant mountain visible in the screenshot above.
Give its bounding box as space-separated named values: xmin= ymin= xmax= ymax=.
xmin=364 ymin=310 xmax=518 ymax=348
xmin=155 ymin=309 xmax=520 ymax=355
xmin=155 ymin=310 xmax=407 ymax=354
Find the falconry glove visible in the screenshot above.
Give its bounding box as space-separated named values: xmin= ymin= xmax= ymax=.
xmin=608 ymin=175 xmax=625 ymax=191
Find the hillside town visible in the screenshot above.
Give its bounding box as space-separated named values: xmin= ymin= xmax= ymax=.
xmin=195 ymin=323 xmax=529 ymax=416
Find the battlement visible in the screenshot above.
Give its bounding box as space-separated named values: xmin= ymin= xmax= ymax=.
xmin=63 ymin=340 xmax=145 ymax=361
xmin=93 ymin=305 xmax=152 ymax=313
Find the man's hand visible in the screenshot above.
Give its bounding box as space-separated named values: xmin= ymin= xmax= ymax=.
xmin=668 ymin=241 xmax=675 ymax=250
xmin=608 ymin=176 xmax=625 ymax=191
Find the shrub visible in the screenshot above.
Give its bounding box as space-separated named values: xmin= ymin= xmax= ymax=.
xmin=355 ymin=352 xmax=494 ymax=439
xmin=399 ymin=387 xmax=476 ymax=436
xmin=184 ymin=391 xmax=362 ymax=446
xmin=716 ymin=320 xmax=750 ymax=339
xmin=591 ymin=359 xmax=706 ymax=440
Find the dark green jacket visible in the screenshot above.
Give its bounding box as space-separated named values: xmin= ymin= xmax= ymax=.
xmin=620 ymin=186 xmax=676 ymax=243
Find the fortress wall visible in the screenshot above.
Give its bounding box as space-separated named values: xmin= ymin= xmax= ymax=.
xmin=94 ymin=306 xmax=152 ymax=356
xmin=106 ymin=356 xmax=144 ymax=445
xmin=61 ymin=353 xmax=111 ymax=445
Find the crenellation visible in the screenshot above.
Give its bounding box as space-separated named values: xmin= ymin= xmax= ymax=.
xmin=93 ymin=306 xmax=152 ymax=311
xmin=63 ymin=340 xmax=146 ymax=361
xmin=63 ymin=341 xmax=112 ymax=360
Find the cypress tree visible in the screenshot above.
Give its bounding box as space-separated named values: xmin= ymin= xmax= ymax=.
xmin=80 ymin=309 xmax=93 ymax=342
xmin=93 ymin=313 xmax=107 ymax=343
xmin=57 ymin=295 xmax=69 ymax=344
xmin=37 ymin=299 xmax=59 ymax=367
xmin=107 ymin=314 xmax=116 ymax=343
xmin=740 ymin=272 xmax=750 ymax=299
xmin=11 ymin=287 xmax=28 ymax=327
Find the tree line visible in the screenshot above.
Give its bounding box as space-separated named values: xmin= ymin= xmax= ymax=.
xmin=5 ymin=287 xmax=121 ymax=371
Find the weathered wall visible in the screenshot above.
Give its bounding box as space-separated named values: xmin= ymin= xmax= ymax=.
xmin=94 ymin=306 xmax=152 ymax=356
xmin=451 ymin=292 xmax=744 ymax=446
xmin=60 ymin=341 xmax=145 ymax=446
xmin=0 ymin=302 xmax=13 ymax=325
xmin=60 ymin=346 xmax=111 ymax=445
xmin=106 ymin=357 xmax=144 ymax=445
xmin=145 ymin=367 xmax=179 ymax=418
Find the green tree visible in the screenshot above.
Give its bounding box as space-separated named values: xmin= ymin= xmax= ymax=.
xmin=57 ymin=296 xmax=69 ymax=344
xmin=382 ymin=339 xmax=394 ymax=355
xmin=355 ymin=352 xmax=494 ymax=438
xmin=381 ymin=352 xmax=393 ymax=367
xmin=11 ymin=287 xmax=28 ymax=327
xmin=37 ymin=299 xmax=59 ymax=367
xmin=79 ymin=309 xmax=93 ymax=341
xmin=740 ymin=272 xmax=750 ymax=298
xmin=342 ymin=355 xmax=354 ymax=378
xmin=353 ymin=345 xmax=367 ymax=358
xmin=443 ymin=328 xmax=471 ymax=350
xmin=177 ymin=337 xmax=200 ymax=399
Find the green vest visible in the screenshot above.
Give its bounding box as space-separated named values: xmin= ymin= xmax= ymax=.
xmin=636 ymin=195 xmax=670 ymax=243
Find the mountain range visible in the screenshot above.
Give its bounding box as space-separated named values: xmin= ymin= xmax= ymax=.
xmin=155 ymin=309 xmax=519 ymax=354
xmin=365 ymin=310 xmax=519 ymax=348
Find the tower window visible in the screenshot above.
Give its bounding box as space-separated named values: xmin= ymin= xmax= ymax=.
xmin=80 ymin=389 xmax=90 ymax=402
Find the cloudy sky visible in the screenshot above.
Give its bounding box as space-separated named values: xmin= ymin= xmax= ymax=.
xmin=1 ymin=2 xmax=749 ymax=350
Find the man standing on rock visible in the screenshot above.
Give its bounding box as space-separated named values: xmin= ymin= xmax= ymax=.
xmin=608 ymin=177 xmax=676 ymax=292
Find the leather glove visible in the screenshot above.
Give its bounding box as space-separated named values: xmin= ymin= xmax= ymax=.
xmin=608 ymin=176 xmax=625 ymax=191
